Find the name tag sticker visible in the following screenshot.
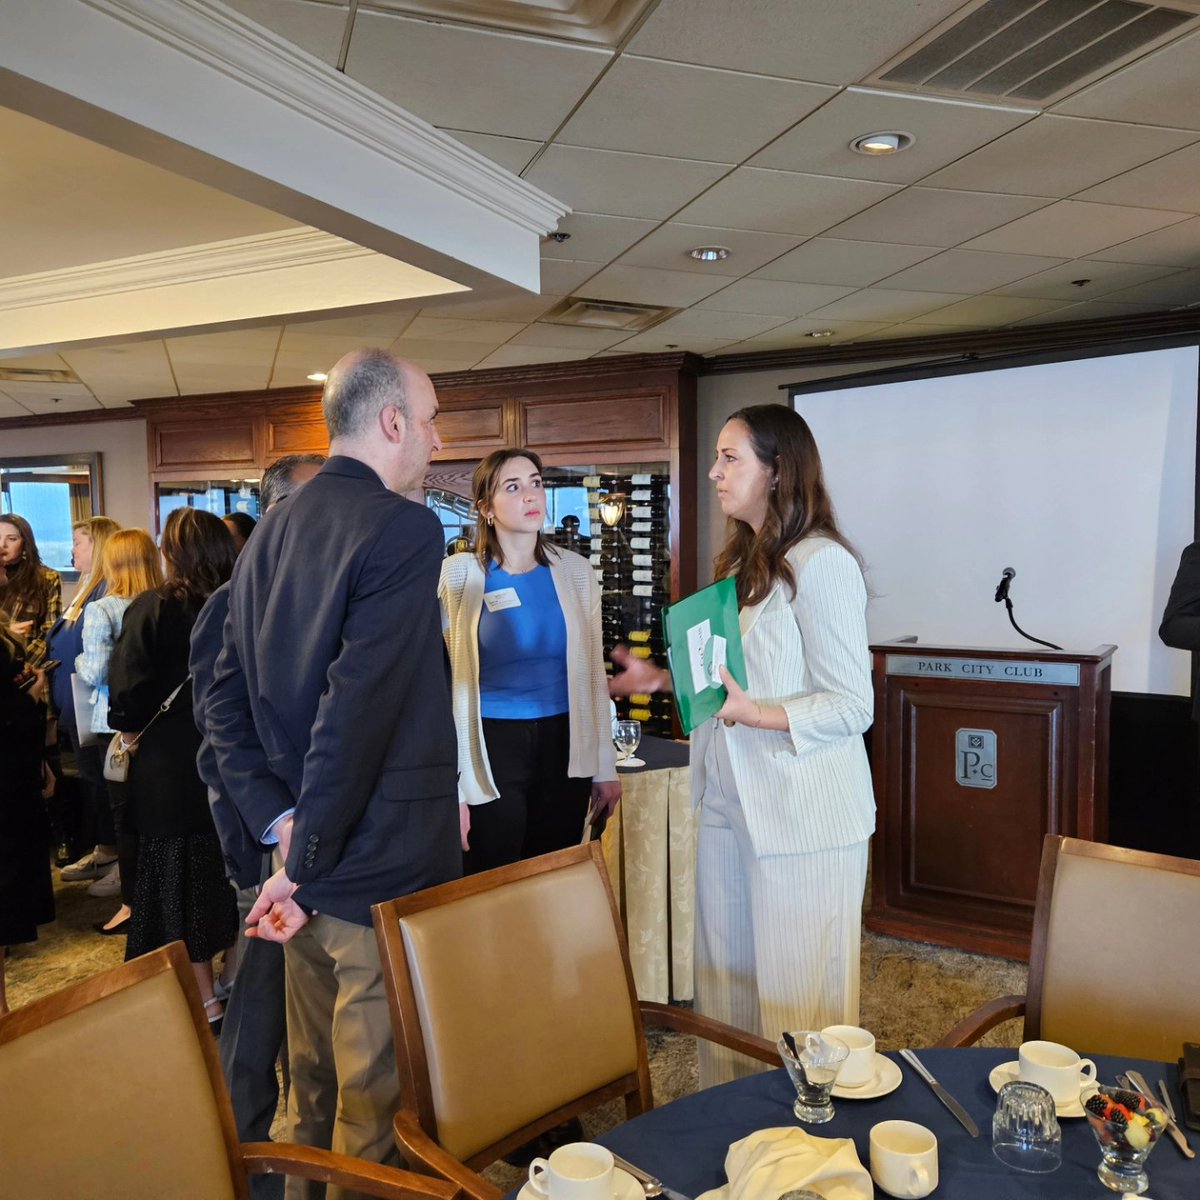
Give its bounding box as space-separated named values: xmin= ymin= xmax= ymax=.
xmin=483 ymin=588 xmax=521 ymax=612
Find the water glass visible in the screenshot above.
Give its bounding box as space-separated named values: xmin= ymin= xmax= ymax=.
xmin=778 ymin=1031 xmax=849 ymax=1124
xmin=992 ymin=1080 xmax=1062 ymax=1174
xmin=614 ymin=718 xmax=642 ymax=766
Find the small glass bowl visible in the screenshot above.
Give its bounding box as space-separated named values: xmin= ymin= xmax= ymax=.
xmin=1083 ymin=1082 xmax=1169 ymax=1194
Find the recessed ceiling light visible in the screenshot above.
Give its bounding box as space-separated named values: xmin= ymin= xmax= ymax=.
xmin=850 ymin=131 xmax=914 ymax=156
xmin=307 ymin=372 xmax=328 ymax=382
xmin=806 ymin=330 xmax=836 ymax=339
xmin=688 ymin=246 xmax=731 ymax=262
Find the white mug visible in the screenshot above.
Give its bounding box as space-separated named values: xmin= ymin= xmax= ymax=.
xmin=870 ymin=1121 xmax=938 ymax=1199
xmin=822 ymin=1024 xmax=876 ymax=1088
xmin=1018 ymin=1040 xmax=1097 ymax=1106
xmin=528 ymin=1143 xmax=614 ymax=1200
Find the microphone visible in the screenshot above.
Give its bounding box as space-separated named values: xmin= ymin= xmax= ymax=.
xmin=994 ymin=567 xmax=1015 ymax=603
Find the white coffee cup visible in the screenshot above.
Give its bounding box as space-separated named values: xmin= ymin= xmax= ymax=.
xmin=528 ymin=1143 xmax=614 ymax=1200
xmin=1018 ymin=1040 xmax=1097 ymax=1106
xmin=822 ymin=1024 xmax=876 ymax=1088
xmin=870 ymin=1121 xmax=938 ymax=1199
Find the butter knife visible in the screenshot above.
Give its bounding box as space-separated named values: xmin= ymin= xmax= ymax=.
xmin=609 ymin=1152 xmax=693 ymax=1200
xmin=1125 ymin=1069 xmax=1194 ymax=1159
xmin=898 ymin=1049 xmax=980 ymax=1137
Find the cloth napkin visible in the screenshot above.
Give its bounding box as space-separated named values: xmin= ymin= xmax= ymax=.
xmin=695 ymin=1127 xmax=872 ymax=1200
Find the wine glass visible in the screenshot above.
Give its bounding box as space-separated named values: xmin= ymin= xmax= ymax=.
xmin=614 ymin=718 xmax=644 ymax=769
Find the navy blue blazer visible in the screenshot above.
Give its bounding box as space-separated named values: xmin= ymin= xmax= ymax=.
xmin=205 ymin=455 xmax=461 ymax=926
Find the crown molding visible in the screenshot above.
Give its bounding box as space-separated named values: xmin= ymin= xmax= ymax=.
xmin=88 ymin=0 xmax=568 ymax=236
xmin=0 ymin=229 xmax=394 ymax=311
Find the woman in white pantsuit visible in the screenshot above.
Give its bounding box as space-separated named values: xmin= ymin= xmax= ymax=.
xmin=612 ymin=405 xmax=874 ymax=1086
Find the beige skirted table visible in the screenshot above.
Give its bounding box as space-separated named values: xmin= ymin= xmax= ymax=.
xmin=598 ymin=736 xmax=695 ymax=1003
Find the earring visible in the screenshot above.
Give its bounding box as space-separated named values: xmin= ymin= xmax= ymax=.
xmin=486 ymin=516 xmax=494 ymax=527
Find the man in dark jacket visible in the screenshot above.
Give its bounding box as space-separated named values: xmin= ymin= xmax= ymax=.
xmin=206 ymin=351 xmax=459 ymax=1198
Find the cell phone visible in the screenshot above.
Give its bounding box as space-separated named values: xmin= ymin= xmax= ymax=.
xmin=38 ymin=660 xmax=61 ymax=673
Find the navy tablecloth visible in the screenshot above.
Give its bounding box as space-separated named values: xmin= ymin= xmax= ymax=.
xmin=586 ymin=1048 xmax=1192 ymax=1200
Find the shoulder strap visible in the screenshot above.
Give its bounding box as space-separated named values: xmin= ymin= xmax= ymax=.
xmin=124 ymin=675 xmax=190 ymax=750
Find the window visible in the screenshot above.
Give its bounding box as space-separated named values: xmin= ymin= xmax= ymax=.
xmin=0 ymin=453 xmax=102 ymax=578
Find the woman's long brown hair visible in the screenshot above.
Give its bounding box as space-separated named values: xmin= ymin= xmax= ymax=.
xmin=712 ymin=405 xmax=857 ymax=607
xmin=0 ymin=513 xmax=50 ymax=624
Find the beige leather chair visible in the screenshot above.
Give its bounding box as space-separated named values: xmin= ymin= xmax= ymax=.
xmin=938 ymin=834 xmax=1200 ymax=1060
xmin=0 ymin=941 xmax=463 ymax=1200
xmin=372 ymin=842 xmax=778 ymax=1200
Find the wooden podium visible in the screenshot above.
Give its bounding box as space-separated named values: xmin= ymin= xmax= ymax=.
xmin=867 ymin=638 xmax=1115 ymax=959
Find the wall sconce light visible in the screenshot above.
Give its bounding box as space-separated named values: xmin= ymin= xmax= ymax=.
xmin=599 ymin=493 xmax=626 ymax=527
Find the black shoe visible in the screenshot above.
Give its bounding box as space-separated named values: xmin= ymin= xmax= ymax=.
xmin=93 ymin=917 xmax=130 ymax=936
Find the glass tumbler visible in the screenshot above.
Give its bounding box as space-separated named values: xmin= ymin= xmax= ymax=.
xmin=992 ymin=1080 xmax=1062 ymax=1174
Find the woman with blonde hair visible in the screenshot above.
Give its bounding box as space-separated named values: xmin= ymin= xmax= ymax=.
xmin=439 ymin=447 xmax=619 ymax=872
xmin=48 ymin=516 xmax=119 ymax=878
xmin=75 ymin=528 xmax=163 ymax=933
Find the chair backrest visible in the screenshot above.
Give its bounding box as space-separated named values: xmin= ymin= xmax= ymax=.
xmin=1028 ymin=835 xmax=1200 ymax=1061
xmin=0 ymin=942 xmax=247 ymax=1200
xmin=373 ymin=843 xmax=650 ymax=1168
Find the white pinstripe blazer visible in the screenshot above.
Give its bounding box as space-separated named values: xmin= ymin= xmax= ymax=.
xmin=691 ymin=536 xmax=876 ymax=858
xmin=439 ymin=548 xmax=618 ymax=806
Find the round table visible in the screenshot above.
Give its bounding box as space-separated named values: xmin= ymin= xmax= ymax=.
xmin=588 ymin=1047 xmax=1193 ymax=1200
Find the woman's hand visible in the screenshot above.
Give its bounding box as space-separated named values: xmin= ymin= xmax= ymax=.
xmin=590 ymin=779 xmax=621 ymax=821
xmin=9 ymin=619 xmax=33 ymax=638
xmin=459 ymin=801 xmax=471 ymax=852
xmin=713 ymin=667 xmax=788 ymax=731
xmin=609 ymin=644 xmax=671 ymax=697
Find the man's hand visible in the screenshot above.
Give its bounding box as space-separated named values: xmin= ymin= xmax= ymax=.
xmin=245 ymin=867 xmax=308 ymax=942
xmin=608 ymin=644 xmax=670 ymax=698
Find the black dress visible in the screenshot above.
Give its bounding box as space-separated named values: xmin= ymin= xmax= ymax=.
xmin=108 ymin=591 xmax=237 ymax=963
xmin=0 ymin=639 xmax=55 ymax=945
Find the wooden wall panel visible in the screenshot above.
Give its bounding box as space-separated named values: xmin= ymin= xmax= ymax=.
xmin=520 ymin=391 xmax=669 ymax=452
xmin=154 ymin=421 xmax=258 ymax=471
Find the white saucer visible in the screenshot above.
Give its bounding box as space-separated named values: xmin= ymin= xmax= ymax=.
xmin=616 ymin=757 xmax=645 ymax=769
xmin=832 ymin=1053 xmax=902 ymax=1099
xmin=988 ymin=1060 xmax=1086 ymax=1118
xmin=518 ymin=1167 xmax=642 ymax=1200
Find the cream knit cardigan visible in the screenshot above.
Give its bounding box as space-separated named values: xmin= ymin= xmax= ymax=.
xmin=438 ymin=547 xmax=619 ymax=806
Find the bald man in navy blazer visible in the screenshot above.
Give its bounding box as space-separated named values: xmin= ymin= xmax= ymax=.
xmin=206 ymin=349 xmax=460 ymax=1199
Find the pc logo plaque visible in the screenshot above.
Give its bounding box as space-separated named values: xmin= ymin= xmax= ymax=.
xmin=956 ymin=728 xmax=996 ymax=789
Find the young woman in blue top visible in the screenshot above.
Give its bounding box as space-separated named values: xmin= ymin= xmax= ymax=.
xmin=439 ymin=448 xmax=620 ymax=873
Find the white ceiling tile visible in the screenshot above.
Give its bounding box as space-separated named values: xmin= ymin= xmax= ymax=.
xmin=165 ymin=328 xmax=281 ymax=365
xmin=273 ymin=333 xmax=395 ymax=369
xmin=963 ymin=200 xmax=1192 ymax=259
xmin=175 ymin=366 xmax=272 ymax=395
xmin=283 ymin=312 xmax=418 ymax=339
xmin=558 ymin=56 xmax=834 ymax=162
xmin=0 ymin=395 xmax=33 ymax=416
xmin=441 ymin=129 xmax=541 ymax=175
xmin=221 ymin=0 xmax=345 ymax=64
xmin=393 ymin=337 xmax=499 ymax=362
xmin=60 ymin=343 xmax=176 ymax=400
xmin=732 ymin=319 xmax=893 ymax=349
xmin=581 ymin=263 xmax=729 ymax=306
xmin=695 ymin=278 xmax=857 ymax=316
xmin=2 ymin=388 xmax=100 ymax=414
xmin=0 ymin=352 xmax=72 ymax=371
xmin=755 ymin=238 xmax=942 ymax=286
xmin=751 ymin=88 xmax=1034 ymax=184
xmin=475 ymin=345 xmax=590 ymax=368
xmin=541 ymin=212 xmax=659 ymax=263
xmin=863 ymin=323 xmax=965 ymax=341
xmin=400 ymin=317 xmax=527 ymax=342
xmin=615 ymin=223 xmax=799 ymax=276
xmin=647 ymin=309 xmax=791 ymax=339
xmin=418 ymin=293 xmax=565 ymax=322
xmin=806 ymin=288 xmax=965 ymax=322
xmin=1092 ymin=268 xmax=1200 ymax=307
xmin=923 ymin=114 xmax=1200 ymax=197
xmin=1025 ymin=300 xmax=1165 ymax=322
xmin=345 ymin=14 xmax=610 ymax=140
xmin=824 ymin=188 xmax=1053 ymax=247
xmin=1054 ymin=30 xmax=1200 ymax=132
xmin=1074 ymin=142 xmax=1200 ymax=212
xmin=602 ymin=330 xmax=737 ymax=354
xmin=674 ymin=168 xmax=900 ymax=235
xmin=524 ymin=146 xmax=731 ymax=220
xmin=627 ymin=0 xmax=969 ymax=86
xmin=875 ymin=249 xmax=1067 ymax=294
xmin=540 ymin=259 xmax=605 ymax=294
xmin=1089 ymin=217 xmax=1200 ymax=267
xmin=991 ymin=260 xmax=1182 ymax=301
xmin=507 ymin=324 xmax=631 ymax=350
xmin=909 ymin=295 xmax=1073 ymax=327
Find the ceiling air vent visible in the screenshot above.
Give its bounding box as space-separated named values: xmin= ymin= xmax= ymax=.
xmin=0 ymin=367 xmax=78 ymax=384
xmin=871 ymin=0 xmax=1200 ymax=105
xmin=539 ymin=297 xmax=677 ymax=332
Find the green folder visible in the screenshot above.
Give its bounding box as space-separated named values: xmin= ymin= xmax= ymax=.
xmin=662 ymin=577 xmax=748 ymax=734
